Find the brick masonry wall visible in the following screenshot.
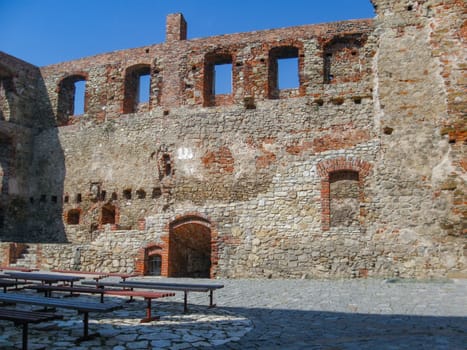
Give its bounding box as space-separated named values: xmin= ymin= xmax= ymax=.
xmin=0 ymin=1 xmax=465 ymax=278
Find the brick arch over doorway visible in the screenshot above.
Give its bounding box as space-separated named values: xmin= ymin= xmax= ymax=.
xmin=135 ymin=213 xmax=219 ymax=278
xmin=166 ymin=214 xmax=218 ymax=278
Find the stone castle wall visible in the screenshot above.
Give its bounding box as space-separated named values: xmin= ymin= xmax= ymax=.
xmin=0 ymin=0 xmax=465 ymax=279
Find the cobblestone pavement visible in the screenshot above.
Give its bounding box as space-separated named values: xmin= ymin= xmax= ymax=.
xmin=0 ymin=277 xmax=466 ymax=349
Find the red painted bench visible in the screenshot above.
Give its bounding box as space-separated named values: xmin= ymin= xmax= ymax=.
xmin=103 ymin=289 xmax=175 ymax=322
xmin=25 ymin=285 xmax=174 ymax=322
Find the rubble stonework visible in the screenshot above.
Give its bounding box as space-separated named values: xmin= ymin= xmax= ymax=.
xmin=0 ymin=0 xmax=465 ymax=279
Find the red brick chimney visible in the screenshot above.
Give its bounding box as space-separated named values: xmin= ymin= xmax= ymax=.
xmin=166 ymin=13 xmax=187 ymax=42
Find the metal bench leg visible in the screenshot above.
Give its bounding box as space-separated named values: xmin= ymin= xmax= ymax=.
xmin=75 ymin=311 xmax=99 ymax=343
xmin=140 ymin=298 xmax=159 ymax=323
xmin=208 ymin=290 xmax=216 ymax=308
xmin=22 ymin=323 xmax=28 ymax=350
xmin=184 ymin=291 xmax=188 ymax=313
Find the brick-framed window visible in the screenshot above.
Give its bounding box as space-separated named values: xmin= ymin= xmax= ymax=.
xmin=203 ymin=51 xmax=234 ymax=107
xmin=317 ymin=157 xmax=371 ymax=231
xmin=57 ymin=74 xmax=87 ymax=125
xmin=268 ymin=45 xmax=302 ymax=99
xmin=123 ymin=64 xmax=151 ymax=113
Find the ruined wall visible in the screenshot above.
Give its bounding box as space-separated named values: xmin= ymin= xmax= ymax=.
xmin=368 ymin=0 xmax=466 ymax=277
xmin=1 ymin=1 xmax=465 ymax=278
xmin=0 ymin=52 xmax=65 ymax=242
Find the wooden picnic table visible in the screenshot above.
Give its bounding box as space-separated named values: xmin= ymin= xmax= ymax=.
xmin=0 ymin=292 xmax=120 ymax=342
xmin=82 ymin=280 xmax=224 ymax=313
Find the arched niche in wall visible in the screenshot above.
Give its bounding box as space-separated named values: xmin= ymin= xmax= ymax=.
xmin=66 ymin=208 xmax=81 ymax=225
xmin=323 ymin=34 xmax=367 ymax=84
xmin=100 ymin=203 xmax=117 ymax=226
xmin=317 ymin=157 xmax=372 ymax=231
xmin=329 ymin=170 xmax=360 ymax=227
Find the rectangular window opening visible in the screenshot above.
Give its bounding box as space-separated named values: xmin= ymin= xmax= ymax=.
xmin=138 ymin=74 xmax=150 ymax=103
xmin=73 ymin=80 xmax=86 ymax=115
xmin=214 ymin=63 xmax=232 ymax=95
xmin=278 ymin=57 xmax=299 ymax=90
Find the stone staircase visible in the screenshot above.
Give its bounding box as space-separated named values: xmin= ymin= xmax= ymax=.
xmin=8 ymin=244 xmax=38 ymax=269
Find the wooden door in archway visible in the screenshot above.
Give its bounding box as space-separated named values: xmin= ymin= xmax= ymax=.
xmin=168 ymin=216 xmax=212 ymax=278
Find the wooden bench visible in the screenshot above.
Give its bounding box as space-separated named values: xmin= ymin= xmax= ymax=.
xmin=4 ymin=272 xmax=84 ymax=288
xmin=0 ymin=292 xmax=120 ymax=342
xmin=105 ymin=272 xmax=141 ymax=281
xmin=0 ymin=266 xmax=38 ymax=273
xmin=25 ymin=284 xmax=175 ymax=322
xmin=50 ymin=269 xmax=140 ymax=282
xmin=0 ymin=276 xmax=32 ymax=291
xmin=0 ymin=278 xmax=18 ymax=293
xmin=82 ymin=280 xmax=224 ymax=313
xmin=0 ymin=308 xmax=63 ymax=350
xmin=51 ymin=269 xmax=109 ymax=282
xmin=25 ymin=284 xmax=107 ymax=300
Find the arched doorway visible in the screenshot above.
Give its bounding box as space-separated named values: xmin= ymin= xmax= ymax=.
xmin=168 ymin=215 xmax=212 ymax=278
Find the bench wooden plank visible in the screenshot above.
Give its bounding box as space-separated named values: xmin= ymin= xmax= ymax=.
xmin=0 ymin=308 xmax=62 ymax=323
xmin=0 ymin=292 xmax=120 ymax=342
xmin=0 ymin=279 xmax=18 ymax=293
xmin=25 ymin=284 xmax=107 ymax=301
xmin=50 ymin=269 xmax=109 ymax=282
xmin=50 ymin=270 xmax=140 ymax=281
xmin=0 ymin=308 xmax=63 ymax=350
xmin=0 ymin=266 xmax=38 ymax=272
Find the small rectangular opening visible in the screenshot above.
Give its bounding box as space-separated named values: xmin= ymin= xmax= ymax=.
xmin=73 ymin=80 xmax=85 ymax=115
xmin=214 ymin=63 xmax=232 ymax=95
xmin=138 ymin=74 xmax=150 ymax=103
xmin=278 ymin=57 xmax=299 ymax=89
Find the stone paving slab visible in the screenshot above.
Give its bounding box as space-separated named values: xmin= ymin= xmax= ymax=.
xmin=0 ymin=277 xmax=466 ymax=349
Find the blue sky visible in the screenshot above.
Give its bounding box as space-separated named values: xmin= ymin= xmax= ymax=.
xmin=0 ymin=0 xmax=375 ymax=67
